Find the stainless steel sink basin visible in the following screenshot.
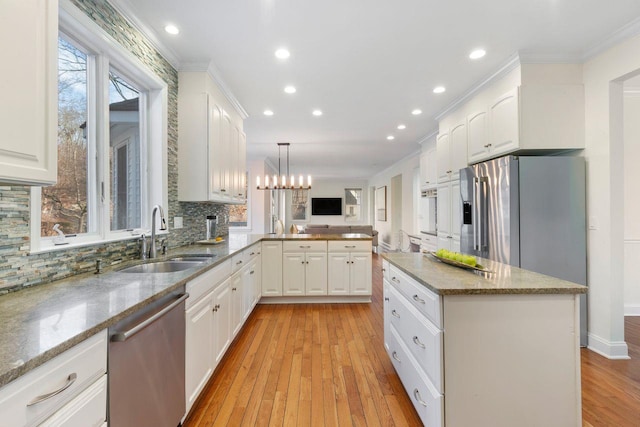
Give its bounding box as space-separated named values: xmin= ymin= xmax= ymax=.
xmin=168 ymin=255 xmax=217 ymax=262
xmin=118 ymin=260 xmax=204 ymax=274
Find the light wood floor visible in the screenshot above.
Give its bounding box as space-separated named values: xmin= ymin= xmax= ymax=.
xmin=185 ymin=254 xmax=640 ymax=426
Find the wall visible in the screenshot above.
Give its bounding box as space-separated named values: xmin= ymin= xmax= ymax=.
xmin=582 ymin=33 xmax=640 ymax=358
xmin=623 ymin=90 xmax=640 ymax=315
xmin=368 ymin=151 xmax=421 ymax=250
xmin=0 ymin=0 xmax=228 ymax=293
xmin=283 ymin=178 xmax=369 ymax=229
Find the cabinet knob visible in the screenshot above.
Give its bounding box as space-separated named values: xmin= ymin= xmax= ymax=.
xmin=250 ymin=270 xmax=255 ymax=275
xmin=221 ymin=189 xmax=226 ymax=192
xmin=384 ymin=297 xmax=389 ymax=301
xmin=232 ymin=287 xmax=237 ymax=291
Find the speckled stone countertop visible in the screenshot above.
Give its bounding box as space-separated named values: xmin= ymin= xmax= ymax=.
xmin=382 ymin=253 xmax=587 ymax=296
xmin=0 ymin=233 xmax=371 ymax=388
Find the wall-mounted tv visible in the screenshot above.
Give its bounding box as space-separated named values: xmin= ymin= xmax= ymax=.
xmin=311 ymin=198 xmax=342 ymax=215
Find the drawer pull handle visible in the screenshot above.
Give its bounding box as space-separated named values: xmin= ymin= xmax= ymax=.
xmin=382 ymin=268 xmax=386 ymax=272
xmin=384 ymin=297 xmax=389 ymax=301
xmin=236 ymin=260 xmax=243 ymax=265
xmin=391 ymin=309 xmax=400 ymax=318
xmin=391 ymin=277 xmax=400 ymax=284
xmin=345 ymin=245 xmax=356 ymax=248
xmin=413 ymin=389 xmax=428 ymax=407
xmin=299 ymin=245 xmax=311 ymax=248
xmin=27 ymin=373 xmax=77 ymax=406
xmin=412 ymin=294 xmax=426 ymax=304
xmin=413 ymin=336 xmax=426 ymax=349
xmin=250 ymin=252 xmax=255 ymax=256
xmin=232 ymin=287 xmax=237 ymax=291
xmin=392 ymin=351 xmax=401 ymax=362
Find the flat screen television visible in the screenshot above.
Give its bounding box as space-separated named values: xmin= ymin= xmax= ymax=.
xmin=311 ymin=198 xmax=342 ymax=215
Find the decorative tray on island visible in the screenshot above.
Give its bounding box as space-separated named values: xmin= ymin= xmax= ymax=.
xmin=427 ymin=251 xmax=492 ymax=273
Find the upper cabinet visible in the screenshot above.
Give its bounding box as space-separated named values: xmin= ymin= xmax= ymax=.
xmin=419 ymin=145 xmax=437 ymax=190
xmin=437 ymin=120 xmax=467 ymax=183
xmin=178 ymin=72 xmax=246 ymax=204
xmin=0 ymin=0 xmax=58 ymax=185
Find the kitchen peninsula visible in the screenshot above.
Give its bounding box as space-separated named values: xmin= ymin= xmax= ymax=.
xmin=382 ymin=252 xmax=587 ymax=427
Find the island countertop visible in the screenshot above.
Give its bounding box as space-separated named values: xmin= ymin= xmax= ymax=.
xmin=0 ymin=232 xmax=371 ymax=389
xmin=382 ymin=252 xmax=587 ymax=296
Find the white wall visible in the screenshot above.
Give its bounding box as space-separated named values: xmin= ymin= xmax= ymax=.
xmin=623 ymin=91 xmax=640 ymax=315
xmin=368 ymin=151 xmax=421 ymax=250
xmin=582 ymin=33 xmax=640 ymax=359
xmin=283 ymin=178 xmax=369 ymax=229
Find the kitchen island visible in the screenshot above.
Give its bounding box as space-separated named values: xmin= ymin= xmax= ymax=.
xmin=382 ymin=252 xmax=587 ymax=427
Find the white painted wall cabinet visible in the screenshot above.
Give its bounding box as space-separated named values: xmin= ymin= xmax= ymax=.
xmin=0 ymin=0 xmax=58 ymax=185
xmin=419 ymin=145 xmax=437 ymax=190
xmin=178 ymin=72 xmax=246 ymax=204
xmin=436 ymin=180 xmax=460 ymax=252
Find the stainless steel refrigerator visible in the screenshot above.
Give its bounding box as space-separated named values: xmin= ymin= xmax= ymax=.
xmin=460 ymin=155 xmax=587 ymax=345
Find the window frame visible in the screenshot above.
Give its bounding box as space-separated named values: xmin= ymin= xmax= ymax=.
xmin=30 ymin=0 xmax=168 ymax=253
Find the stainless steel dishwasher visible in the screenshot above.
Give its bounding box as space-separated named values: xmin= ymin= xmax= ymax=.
xmin=108 ymin=288 xmax=188 ymax=427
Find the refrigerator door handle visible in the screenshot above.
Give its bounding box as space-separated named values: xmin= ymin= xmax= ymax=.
xmin=480 ymin=177 xmax=489 ymax=252
xmin=473 ymin=177 xmax=479 ymax=251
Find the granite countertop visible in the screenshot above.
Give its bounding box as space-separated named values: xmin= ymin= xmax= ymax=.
xmin=382 ymin=253 xmax=587 ymax=296
xmin=0 ymin=232 xmax=371 ymax=388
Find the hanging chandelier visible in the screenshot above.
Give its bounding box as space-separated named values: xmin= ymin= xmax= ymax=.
xmin=256 ymin=142 xmax=312 ymax=190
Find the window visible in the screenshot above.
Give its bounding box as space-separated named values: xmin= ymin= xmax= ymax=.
xmin=30 ymin=4 xmax=168 ymax=252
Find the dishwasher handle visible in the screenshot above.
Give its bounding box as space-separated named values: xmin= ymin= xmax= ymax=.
xmin=111 ymin=293 xmax=189 ymax=342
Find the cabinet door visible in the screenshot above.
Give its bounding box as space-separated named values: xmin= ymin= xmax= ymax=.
xmin=425 ymin=146 xmax=437 ymax=189
xmin=450 ymin=179 xmax=461 ymax=243
xmin=252 ymin=255 xmax=262 ymax=306
xmin=437 ymin=182 xmax=451 ymax=237
xmin=235 ymin=128 xmax=247 ymax=201
xmin=305 ymin=252 xmax=328 ymax=295
xmin=467 ymin=110 xmax=489 ymax=164
xmin=383 ymin=279 xmax=391 ymax=351
xmin=209 ymin=103 xmax=224 ymax=200
xmin=437 ymin=233 xmax=451 ymax=251
xmin=449 ymin=122 xmax=467 ymax=181
xmin=489 ymin=88 xmax=520 ymax=155
xmin=185 ymin=293 xmax=214 ymax=411
xmin=0 ymin=0 xmax=57 ymax=185
xmin=436 ymin=132 xmax=451 ymax=183
xmin=350 ymin=252 xmax=372 ymax=295
xmin=212 ymin=280 xmax=231 ymax=365
xmin=241 ymin=264 xmax=254 ymax=320
xmin=38 ymin=375 xmax=107 ymax=427
xmin=420 ymin=151 xmax=429 ymax=189
xmin=230 ymin=272 xmax=244 ymax=336
xmin=328 ymin=253 xmax=350 ymax=295
xmin=229 ymin=125 xmax=240 ymax=201
xmin=261 ymin=241 xmax=282 ymax=296
xmin=283 ymin=253 xmax=305 ymax=296
xmin=220 ymin=111 xmax=233 ymax=199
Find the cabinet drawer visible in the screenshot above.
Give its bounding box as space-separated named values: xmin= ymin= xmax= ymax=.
xmin=231 ymin=252 xmax=245 ymax=273
xmin=244 ymin=244 xmax=260 ymax=262
xmin=327 ymin=240 xmax=371 ymax=253
xmin=283 ymin=241 xmax=327 ymax=253
xmin=388 ymin=326 xmax=443 ymax=427
xmin=388 ymin=286 xmax=443 ymax=392
xmin=39 ymin=374 xmax=107 ymax=427
xmin=0 ymin=331 xmax=107 ymax=427
xmin=186 ymin=259 xmax=231 ymax=308
xmin=389 ymin=265 xmax=442 ymax=328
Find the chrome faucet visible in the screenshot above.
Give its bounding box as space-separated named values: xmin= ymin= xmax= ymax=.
xmin=149 ymin=205 xmax=167 ymax=258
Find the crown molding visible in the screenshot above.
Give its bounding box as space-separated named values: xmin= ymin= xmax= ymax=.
xmin=415 ymin=129 xmax=438 ymax=146
xmin=434 ymin=53 xmax=521 ymax=121
xmin=583 ymin=15 xmax=640 ymax=61
xmin=518 ymin=52 xmax=583 ymax=64
xmin=107 ymin=0 xmax=181 ymax=69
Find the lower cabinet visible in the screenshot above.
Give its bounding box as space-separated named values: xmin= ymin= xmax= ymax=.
xmin=282 ymin=252 xmax=327 ymax=296
xmin=0 ymin=330 xmax=108 ymax=427
xmin=185 ymin=291 xmax=215 ymax=412
xmin=261 ymin=241 xmax=283 ymax=296
xmin=327 ymin=241 xmax=372 ymax=296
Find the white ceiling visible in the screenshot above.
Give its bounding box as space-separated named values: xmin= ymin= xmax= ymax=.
xmin=111 ymin=0 xmax=640 ymax=179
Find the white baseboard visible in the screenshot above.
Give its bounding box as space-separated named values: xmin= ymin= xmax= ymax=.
xmin=259 ymin=295 xmax=371 ymax=304
xmin=624 ymin=304 xmax=640 ymax=316
xmin=587 ymin=333 xmax=630 ymax=359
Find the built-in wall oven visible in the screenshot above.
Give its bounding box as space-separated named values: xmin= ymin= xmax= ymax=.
xmin=108 ymin=288 xmax=188 ymax=427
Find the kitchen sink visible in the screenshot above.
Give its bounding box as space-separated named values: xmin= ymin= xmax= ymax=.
xmin=168 ymin=255 xmax=217 ymax=262
xmin=118 ymin=260 xmax=205 ymax=274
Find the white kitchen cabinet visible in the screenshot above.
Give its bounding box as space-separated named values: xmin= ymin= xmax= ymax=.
xmin=466 ymin=85 xmax=585 ymax=164
xmin=242 ymin=258 xmax=258 ymax=320
xmin=0 ymin=331 xmax=107 ymax=427
xmin=178 ymin=72 xmax=246 ymax=204
xmin=420 ymin=146 xmax=437 ymax=190
xmin=436 ymin=121 xmax=467 ymax=184
xmin=436 ymin=180 xmax=460 ymax=252
xmin=212 ymin=279 xmax=231 ymax=366
xmin=0 ymin=0 xmax=57 ymax=185
xmin=230 ymin=271 xmax=244 ymax=336
xmin=185 ymin=291 xmax=214 ymax=413
xmin=327 ymin=241 xmax=372 ymax=296
xmin=261 ymin=241 xmax=283 ymax=296
xmin=282 ymin=241 xmax=328 ymax=296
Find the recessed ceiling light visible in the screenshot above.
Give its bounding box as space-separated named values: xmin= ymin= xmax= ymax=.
xmin=411 ymin=109 xmax=422 ymax=115
xmin=312 ymin=109 xmax=323 ymax=116
xmin=387 ymin=135 xmax=395 ymax=141
xmin=433 ymin=86 xmax=446 ymax=94
xmin=284 ymin=85 xmax=297 ymax=94
xmin=275 ymin=48 xmax=290 ymax=59
xmin=164 ymin=24 xmax=179 ymax=35
xmin=469 ymin=49 xmax=486 ymax=60
xmin=397 ymin=124 xmax=406 ymax=130
xmin=264 ymin=110 xmax=274 ymax=116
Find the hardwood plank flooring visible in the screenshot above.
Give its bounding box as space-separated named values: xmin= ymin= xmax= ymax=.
xmin=185 ymin=253 xmax=640 ymax=426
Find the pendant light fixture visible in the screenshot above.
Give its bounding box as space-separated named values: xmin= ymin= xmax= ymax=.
xmin=256 ymin=142 xmax=312 ymax=190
